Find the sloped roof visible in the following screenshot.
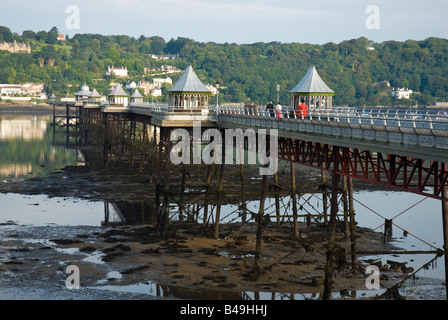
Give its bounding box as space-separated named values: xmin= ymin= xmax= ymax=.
xmin=108 ymin=83 xmax=129 ymax=97
xmin=89 ymin=88 xmax=102 ymax=98
xmin=167 ymin=65 xmax=212 ymax=93
xmin=289 ymin=66 xmax=334 ymax=94
xmin=131 ymin=89 xmax=143 ymax=98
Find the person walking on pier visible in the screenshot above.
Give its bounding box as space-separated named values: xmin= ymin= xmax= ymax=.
xmin=266 ymin=101 xmax=275 ymax=117
xmin=296 ymin=99 xmax=308 ymax=118
xmin=275 ymin=101 xmax=283 ymax=118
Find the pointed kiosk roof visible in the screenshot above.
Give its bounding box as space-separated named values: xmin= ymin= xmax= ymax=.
xmin=109 ymin=83 xmax=129 ymax=97
xmin=168 ymin=65 xmax=212 ymax=94
xmin=89 ymin=88 xmax=102 ymax=98
xmin=289 ymin=66 xmax=334 ymax=95
xmin=131 ymin=89 xmax=143 ymax=98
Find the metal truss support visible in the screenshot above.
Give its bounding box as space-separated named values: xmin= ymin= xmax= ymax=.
xmin=278 ymin=137 xmax=448 ymax=201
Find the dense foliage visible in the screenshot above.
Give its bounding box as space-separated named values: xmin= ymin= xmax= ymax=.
xmin=1 ymin=26 xmax=447 ymax=107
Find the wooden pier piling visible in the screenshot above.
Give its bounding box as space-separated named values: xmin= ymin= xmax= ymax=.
xmin=323 ymin=172 xmax=341 ymax=300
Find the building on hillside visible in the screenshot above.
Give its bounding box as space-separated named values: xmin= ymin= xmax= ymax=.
xmin=167 ymin=65 xmax=212 ymax=110
xmin=137 ymin=81 xmax=153 ymax=96
xmin=150 ymin=54 xmax=178 ymax=60
xmin=390 ymin=87 xmax=413 ymax=99
xmin=21 ymin=83 xmax=45 ymax=95
xmin=0 ymin=41 xmax=31 ymax=53
xmin=153 ymin=77 xmax=172 ymax=88
xmin=57 ymin=33 xmax=65 ymax=41
xmin=125 ymin=81 xmax=137 ymax=90
xmin=108 ymin=83 xmax=129 ymax=107
xmin=0 ymin=84 xmax=24 ymax=95
xmin=434 ymin=102 xmax=448 ymax=108
xmin=0 ymin=83 xmax=46 ymax=99
xmin=289 ymin=65 xmax=335 ymax=110
xmin=151 ymin=88 xmax=162 ymax=97
xmin=106 ymin=66 xmax=128 ymax=78
xmin=144 ymin=65 xmax=182 ymax=74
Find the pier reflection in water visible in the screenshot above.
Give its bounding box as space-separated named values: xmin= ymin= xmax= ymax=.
xmin=0 ymin=114 xmax=80 ymax=181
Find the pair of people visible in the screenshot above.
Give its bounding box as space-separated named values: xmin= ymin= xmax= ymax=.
xmin=266 ymin=101 xmax=283 ymax=118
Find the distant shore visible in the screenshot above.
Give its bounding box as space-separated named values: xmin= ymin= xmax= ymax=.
xmin=0 ymin=103 xmax=61 ymax=115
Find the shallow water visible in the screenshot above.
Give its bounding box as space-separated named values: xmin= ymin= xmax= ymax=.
xmin=0 ymin=193 xmax=115 ymax=226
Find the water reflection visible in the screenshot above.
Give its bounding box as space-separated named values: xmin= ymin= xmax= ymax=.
xmin=0 ymin=115 xmax=79 ymax=181
xmin=0 ymin=193 xmax=108 ymax=226
xmin=0 ymin=118 xmax=47 ymax=140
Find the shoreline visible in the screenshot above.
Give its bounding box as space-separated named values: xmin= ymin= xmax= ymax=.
xmin=0 ymin=103 xmax=58 ymax=115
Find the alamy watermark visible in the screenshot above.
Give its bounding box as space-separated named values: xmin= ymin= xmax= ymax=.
xmin=365 ymin=5 xmax=380 ymax=30
xmin=365 ymin=265 xmax=380 ymax=290
xmin=170 ymin=121 xmax=278 ymax=175
xmin=65 ymin=5 xmax=80 ymax=30
xmin=65 ymin=264 xmax=80 ymax=289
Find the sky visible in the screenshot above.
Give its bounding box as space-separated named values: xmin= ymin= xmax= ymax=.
xmin=1 ymin=0 xmax=447 ymax=44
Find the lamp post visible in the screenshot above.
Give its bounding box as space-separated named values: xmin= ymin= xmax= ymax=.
xmin=216 ymin=80 xmax=220 ymax=106
xmin=276 ymin=84 xmax=280 ymax=103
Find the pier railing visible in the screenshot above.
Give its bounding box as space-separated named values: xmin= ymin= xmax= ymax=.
xmin=217 ymin=105 xmax=448 ymax=138
xmin=129 ymin=102 xmax=219 ymax=115
xmin=216 ymin=105 xmax=448 ymax=154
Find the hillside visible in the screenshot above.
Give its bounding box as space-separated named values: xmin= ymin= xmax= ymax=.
xmin=1 ymin=26 xmax=447 ymax=107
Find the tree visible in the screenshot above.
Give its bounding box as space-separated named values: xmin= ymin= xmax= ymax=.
xmin=46 ymin=31 xmax=58 ymax=44
xmin=106 ymin=48 xmax=121 ymax=64
xmin=149 ymin=36 xmax=166 ymax=54
xmin=36 ymin=31 xmax=47 ymax=42
xmin=0 ymin=26 xmax=13 ymax=42
xmin=22 ymin=30 xmax=36 ymax=41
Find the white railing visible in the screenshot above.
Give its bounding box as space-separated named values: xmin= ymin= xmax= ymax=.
xmin=129 ymin=102 xmax=220 ymax=115
xmin=216 ymin=105 xmax=448 ymax=130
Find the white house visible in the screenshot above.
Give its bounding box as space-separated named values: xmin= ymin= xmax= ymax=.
xmin=390 ymin=88 xmax=413 ymax=99
xmin=0 ymin=85 xmax=23 ymax=95
xmin=106 ymin=66 xmax=128 ymax=78
xmin=151 ymin=88 xmax=162 ymax=97
xmin=153 ymin=77 xmax=172 ymax=88
xmin=125 ymin=81 xmax=137 ymax=90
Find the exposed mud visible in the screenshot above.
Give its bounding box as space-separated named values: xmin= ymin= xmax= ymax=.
xmin=1 ymin=216 xmax=417 ymax=300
